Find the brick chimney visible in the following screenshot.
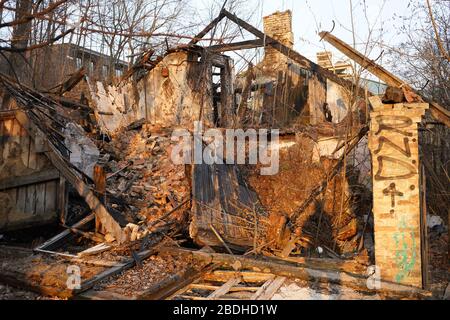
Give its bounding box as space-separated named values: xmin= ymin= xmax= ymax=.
xmin=263 ymin=10 xmax=294 ymax=70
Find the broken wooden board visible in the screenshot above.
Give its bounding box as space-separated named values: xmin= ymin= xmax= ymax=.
xmin=190 ymin=163 xmax=269 ymax=249
xmin=14 ymin=109 xmax=127 ymax=243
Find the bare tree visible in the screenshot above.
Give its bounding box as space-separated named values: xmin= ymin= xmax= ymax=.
xmin=386 ymin=0 xmax=449 ymax=107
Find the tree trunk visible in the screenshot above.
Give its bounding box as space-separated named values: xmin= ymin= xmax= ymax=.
xmin=9 ymin=0 xmax=33 ymax=83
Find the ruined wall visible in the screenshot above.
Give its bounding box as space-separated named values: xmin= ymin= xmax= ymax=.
xmin=136 ymin=51 xmax=213 ymax=128
xmin=240 ymin=10 xmax=352 ymax=129
xmin=326 ymin=80 xmax=352 ymax=123
xmin=88 ymin=50 xmax=235 ymax=134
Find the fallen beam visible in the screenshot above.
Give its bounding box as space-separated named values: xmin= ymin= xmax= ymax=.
xmin=162 ymin=247 xmax=433 ymax=298
xmin=289 ymin=125 xmax=369 ymax=223
xmin=35 ymin=213 xmax=95 ymax=252
xmin=319 ymin=31 xmax=450 ymax=128
xmin=0 ymin=268 xmax=74 ymax=299
xmin=75 ymin=249 xmax=157 ymax=295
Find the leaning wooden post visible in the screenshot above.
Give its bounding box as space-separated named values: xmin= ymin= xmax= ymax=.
xmin=368 ymin=97 xmax=429 ymax=288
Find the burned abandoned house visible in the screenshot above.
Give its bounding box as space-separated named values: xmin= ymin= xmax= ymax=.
xmin=0 ymin=8 xmax=448 ymax=300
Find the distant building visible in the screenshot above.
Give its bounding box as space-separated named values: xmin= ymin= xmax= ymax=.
xmin=316 ymin=51 xmax=353 ymax=80
xmin=316 ymin=51 xmax=387 ymax=95
xmin=0 ymin=43 xmax=129 ymax=99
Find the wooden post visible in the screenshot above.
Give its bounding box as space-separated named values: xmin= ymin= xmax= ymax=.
xmin=93 ymin=164 xmax=106 ymax=195
xmin=368 ymin=97 xmax=429 ymax=288
xmin=58 ymin=177 xmax=68 ymax=226
xmin=420 ymin=164 xmax=430 ymax=289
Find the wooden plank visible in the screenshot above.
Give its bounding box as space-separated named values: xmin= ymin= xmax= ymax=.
xmin=36 ymin=183 xmax=46 ymax=215
xmin=44 ymin=180 xmax=57 ymax=213
xmin=76 ymin=290 xmax=135 ymax=300
xmin=34 ymin=249 xmax=78 ymax=259
xmin=189 ymin=283 xmax=260 ymax=292
xmin=71 ymin=258 xmax=127 ymax=268
xmin=207 ymin=276 xmax=242 ymax=299
xmin=78 ymin=243 xmax=111 ymax=257
xmin=24 ymin=184 xmax=36 ymax=215
xmin=0 ymin=169 xmax=59 ymax=190
xmin=250 ymin=277 xmax=276 ymax=300
xmin=58 ymin=177 xmax=68 ymax=225
xmin=319 ymin=31 xmax=450 ymax=128
xmin=15 ymin=186 xmax=27 ymax=215
xmin=251 ymin=276 xmax=286 ymax=300
xmin=36 ymin=213 xmax=95 ymax=251
xmin=141 ymin=264 xmax=219 ymax=300
xmin=203 ymin=270 xmax=274 ymax=283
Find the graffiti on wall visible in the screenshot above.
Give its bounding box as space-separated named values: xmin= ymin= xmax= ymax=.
xmin=369 ymin=102 xmax=428 ymax=287
xmin=373 ymin=115 xmax=417 ymax=215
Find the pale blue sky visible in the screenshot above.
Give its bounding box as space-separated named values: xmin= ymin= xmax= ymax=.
xmin=192 ymin=0 xmax=415 ymax=69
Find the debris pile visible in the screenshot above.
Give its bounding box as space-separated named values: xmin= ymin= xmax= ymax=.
xmin=245 ymin=135 xmax=367 ymax=256
xmin=101 ymin=124 xmax=191 ymax=236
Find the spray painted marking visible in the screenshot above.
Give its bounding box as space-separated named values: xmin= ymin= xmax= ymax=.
xmin=393 ymin=216 xmax=417 ymax=283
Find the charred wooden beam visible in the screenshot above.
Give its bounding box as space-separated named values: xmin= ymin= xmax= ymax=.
xmin=35 ymin=213 xmax=95 ymax=251
xmin=54 ymin=96 xmax=92 ymax=112
xmin=47 ymin=68 xmax=86 ymax=95
xmin=189 ymin=11 xmax=226 ymax=45
xmin=319 ymin=31 xmax=450 ymax=128
xmin=208 ymin=39 xmax=266 ymax=52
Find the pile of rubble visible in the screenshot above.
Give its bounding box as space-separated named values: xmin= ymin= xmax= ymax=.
xmin=100 ymin=124 xmax=191 ymax=241
xmin=245 ymin=134 xmax=369 ymax=257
